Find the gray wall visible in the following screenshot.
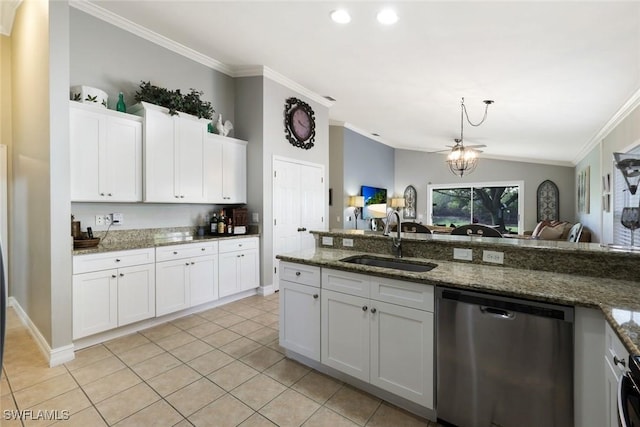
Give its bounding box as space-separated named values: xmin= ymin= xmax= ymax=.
xmin=330 ymin=126 xmax=395 ymax=230
xmin=395 ymin=149 xmax=575 ymax=232
xmin=575 ymin=145 xmax=601 ymax=242
xmin=328 ymin=126 xmax=344 ymax=229
xmin=10 ymin=0 xmax=73 ymax=350
xmin=69 ymin=9 xmax=238 ymax=231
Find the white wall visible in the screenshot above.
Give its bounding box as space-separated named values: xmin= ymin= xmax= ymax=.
xmin=395 ymin=149 xmax=575 ymax=232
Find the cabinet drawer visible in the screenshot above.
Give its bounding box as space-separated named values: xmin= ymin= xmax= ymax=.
xmin=280 ymin=262 xmax=320 ymax=287
xmin=219 ymin=237 xmax=258 ymax=253
xmin=322 ymin=268 xmax=369 ymax=298
xmin=156 ymin=241 xmax=218 ymax=262
xmin=605 ymin=322 xmax=628 ymax=376
xmin=73 ymin=248 xmax=155 ymax=274
xmin=370 ymin=277 xmax=434 ymax=312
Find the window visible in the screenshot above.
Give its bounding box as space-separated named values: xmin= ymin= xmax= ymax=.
xmin=428 ymin=181 xmax=524 ymax=234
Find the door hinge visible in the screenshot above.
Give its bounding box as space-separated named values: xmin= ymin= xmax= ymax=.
xmin=321 ymin=177 xmax=324 ymax=183
xmin=274 ymin=171 xmax=277 ymax=178
xmin=274 ymin=219 xmax=277 ymax=226
xmin=321 ymin=216 xmax=324 ymax=222
xmin=274 ymin=267 xmax=277 ymax=274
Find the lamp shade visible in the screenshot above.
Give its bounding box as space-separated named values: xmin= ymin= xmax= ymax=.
xmin=391 ymin=197 xmax=405 ymax=208
xmin=349 ymin=195 xmax=365 ymax=208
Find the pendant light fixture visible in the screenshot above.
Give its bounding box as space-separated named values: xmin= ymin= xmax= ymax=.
xmin=447 ymin=97 xmax=494 ymax=177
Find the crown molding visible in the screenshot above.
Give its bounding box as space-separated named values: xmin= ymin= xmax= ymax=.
xmin=69 ymin=0 xmax=234 ymax=75
xmin=234 ymin=65 xmax=334 ymax=108
xmin=573 ymin=87 xmax=640 ymax=165
xmin=69 ymin=1 xmax=333 ymax=109
xmin=0 ymin=0 xmax=22 ymax=36
xmin=330 ymin=121 xmax=394 ymax=147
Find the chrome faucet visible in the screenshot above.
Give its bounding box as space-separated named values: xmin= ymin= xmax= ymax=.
xmin=383 ymin=210 xmax=402 ymax=258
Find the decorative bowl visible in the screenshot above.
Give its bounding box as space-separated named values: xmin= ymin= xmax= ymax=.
xmin=70 ymin=85 xmax=108 ymax=108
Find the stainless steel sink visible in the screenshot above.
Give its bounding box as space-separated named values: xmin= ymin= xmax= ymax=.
xmin=340 ymin=255 xmax=437 ymax=272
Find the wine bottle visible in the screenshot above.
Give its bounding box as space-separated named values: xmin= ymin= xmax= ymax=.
xmin=217 ymin=210 xmax=226 ymax=234
xmin=210 ymin=212 xmax=218 ymax=234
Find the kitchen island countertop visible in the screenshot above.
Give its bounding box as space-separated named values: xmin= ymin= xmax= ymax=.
xmin=277 ymin=247 xmax=640 ymax=355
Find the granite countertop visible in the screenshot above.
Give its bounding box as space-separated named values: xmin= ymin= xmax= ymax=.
xmin=73 ymin=232 xmax=260 ymax=255
xmin=277 ymin=247 xmax=640 ymax=355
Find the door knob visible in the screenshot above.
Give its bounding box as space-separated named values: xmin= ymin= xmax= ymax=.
xmin=370 ymin=308 xmax=377 ymax=314
xmin=313 ymin=294 xmax=319 ymax=299
xmin=295 ymin=271 xmax=301 ymax=276
xmin=614 ymin=356 xmax=626 ymax=367
xmin=362 ymin=306 xmax=368 ymax=311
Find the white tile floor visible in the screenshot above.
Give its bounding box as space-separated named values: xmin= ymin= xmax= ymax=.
xmin=1 ymin=293 xmax=439 ymax=426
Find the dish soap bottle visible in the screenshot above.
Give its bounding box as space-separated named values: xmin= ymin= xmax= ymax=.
xmin=116 ymin=92 xmax=126 ymax=113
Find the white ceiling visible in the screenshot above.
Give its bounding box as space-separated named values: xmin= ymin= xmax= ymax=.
xmin=88 ymin=1 xmax=640 ymax=166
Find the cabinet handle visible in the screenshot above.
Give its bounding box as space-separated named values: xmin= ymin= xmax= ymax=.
xmin=241 ymin=254 xmax=245 ymax=257
xmin=614 ymin=356 xmax=626 ymax=367
xmin=185 ymin=262 xmax=190 ymax=266
xmin=362 ymin=305 xmax=368 ymax=312
xmin=108 ymin=193 xmax=112 ymax=196
xmin=173 ymin=251 xmax=178 ymax=255
xmin=100 ymin=192 xmax=105 ymax=196
xmin=239 ymin=244 xmax=243 ymax=247
xmin=191 ymin=261 xmax=195 ymax=265
xmin=370 ymin=307 xmax=377 ymax=314
xmin=175 ymin=196 xmax=179 ymax=199
xmin=313 ymin=294 xmax=319 ymax=299
xmin=297 ymin=227 xmax=307 ymax=232
xmin=180 ymin=195 xmax=185 ymax=198
xmin=111 ymin=274 xmax=116 ymax=278
xmin=201 ymin=248 xmax=206 ymax=251
xmin=115 ymin=259 xmax=121 ymax=262
xmin=119 ymin=273 xmax=124 ymax=277
xmin=295 ymin=271 xmax=301 ymax=277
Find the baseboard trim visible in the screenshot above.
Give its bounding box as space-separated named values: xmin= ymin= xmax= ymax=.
xmin=258 ymin=284 xmax=276 ymax=296
xmin=8 ymin=297 xmax=75 ymax=367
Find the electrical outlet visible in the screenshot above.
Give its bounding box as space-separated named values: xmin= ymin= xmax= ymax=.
xmin=252 ymin=212 xmax=259 ymax=223
xmin=322 ymin=236 xmax=334 ymax=246
xmin=483 ymin=250 xmax=504 ymax=264
xmin=111 ymin=213 xmax=123 ymax=225
xmin=104 ymin=214 xmax=112 ymax=225
xmin=343 ymin=238 xmax=354 ymax=247
xmin=95 ymin=215 xmax=104 ymax=226
xmin=453 ymin=248 xmax=473 ymax=261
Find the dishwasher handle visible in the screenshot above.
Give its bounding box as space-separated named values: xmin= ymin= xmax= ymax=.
xmin=480 ymin=306 xmax=516 ymax=320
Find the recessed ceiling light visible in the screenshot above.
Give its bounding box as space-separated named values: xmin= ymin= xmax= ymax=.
xmin=330 ymin=9 xmax=351 ymax=24
xmin=377 ymin=8 xmax=398 ymax=25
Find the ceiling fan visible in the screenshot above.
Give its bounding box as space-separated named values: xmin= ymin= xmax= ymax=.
xmin=436 ymin=98 xmax=494 ymax=177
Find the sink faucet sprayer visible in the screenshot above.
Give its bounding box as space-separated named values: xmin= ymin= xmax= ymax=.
xmin=383 ymin=210 xmax=402 ymax=258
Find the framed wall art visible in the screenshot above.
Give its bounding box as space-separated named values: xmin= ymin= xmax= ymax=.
xmin=536 ymin=180 xmax=559 ymax=221
xmin=403 ymin=185 xmax=417 ymax=219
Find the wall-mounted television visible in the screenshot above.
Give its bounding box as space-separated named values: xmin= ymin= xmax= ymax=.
xmin=361 ymin=186 xmax=387 ymax=219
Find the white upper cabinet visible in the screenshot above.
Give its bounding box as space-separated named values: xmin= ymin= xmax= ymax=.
xmin=204 ymin=133 xmax=247 ymax=204
xmin=70 ymin=102 xmax=142 ymax=202
xmin=132 ymin=102 xmax=246 ymax=204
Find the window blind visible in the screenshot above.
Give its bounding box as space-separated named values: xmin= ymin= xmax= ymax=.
xmin=613 ymin=147 xmax=640 ymax=247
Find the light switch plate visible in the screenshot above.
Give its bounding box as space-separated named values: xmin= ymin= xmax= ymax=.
xmin=483 ymin=250 xmax=504 ymax=264
xmin=453 ymin=248 xmax=473 ymax=261
xmin=343 ymin=238 xmax=354 ymax=247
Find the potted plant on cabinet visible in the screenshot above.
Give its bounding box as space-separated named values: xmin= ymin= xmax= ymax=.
xmin=134 ymin=81 xmax=214 ymax=119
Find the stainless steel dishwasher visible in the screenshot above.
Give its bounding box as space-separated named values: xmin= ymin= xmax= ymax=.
xmin=436 ymin=287 xmax=574 ymax=427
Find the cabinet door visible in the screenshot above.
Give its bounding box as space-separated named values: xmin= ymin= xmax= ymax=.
xmin=218 ymin=251 xmax=239 ymax=298
xmin=370 ymin=300 xmax=434 ymax=409
xmin=117 ymin=264 xmax=155 ymax=326
xmin=70 ymin=106 xmax=103 ymax=201
xmin=221 ymin=140 xmax=246 ymax=203
xmin=321 ymin=290 xmax=370 ymax=382
xmin=239 ymin=248 xmax=259 ymax=291
xmin=605 ymin=358 xmax=620 ymax=427
xmin=73 ymin=269 xmax=118 ymax=339
xmin=279 ymin=280 xmax=320 ymax=361
xmin=176 ymin=117 xmax=205 ymax=202
xmin=203 ymin=134 xmax=224 ymax=202
xmin=189 ymin=254 xmax=218 ymax=306
xmin=156 ymin=259 xmax=189 ymax=316
xmin=144 ymin=108 xmax=177 ymax=202
xmin=105 ymin=116 xmax=142 ymax=201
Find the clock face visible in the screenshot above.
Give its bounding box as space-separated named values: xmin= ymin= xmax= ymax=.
xmin=291 ymin=107 xmax=312 ymax=141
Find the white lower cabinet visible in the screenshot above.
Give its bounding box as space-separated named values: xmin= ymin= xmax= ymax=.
xmin=72 ymin=249 xmax=156 ymax=339
xmin=218 ymin=237 xmax=259 ymax=298
xmin=605 ymin=322 xmax=629 ymax=427
xmin=279 ymin=262 xmax=321 ymax=361
xmin=155 ymin=242 xmax=218 ymax=316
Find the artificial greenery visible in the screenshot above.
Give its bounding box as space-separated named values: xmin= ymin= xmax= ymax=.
xmin=134 ymin=81 xmax=214 ymax=119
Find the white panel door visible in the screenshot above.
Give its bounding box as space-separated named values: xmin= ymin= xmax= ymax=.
xmin=279 ymin=280 xmax=320 ymax=361
xmin=321 ymin=290 xmax=370 ymax=382
xmin=73 ymin=269 xmax=118 ymax=339
xmin=273 ymin=159 xmax=302 ymax=289
xmin=106 ymin=116 xmax=142 ymax=202
xmin=370 ymin=300 xmax=434 ymax=408
xmin=299 ymin=164 xmax=325 ymax=251
xmin=155 ymin=259 xmax=189 ymax=316
xmin=144 ymin=108 xmax=176 ymax=202
xmin=189 ymin=254 xmax=217 ymax=306
xmin=176 ymin=117 xmax=205 ymax=202
xmin=117 ymin=264 xmax=155 ymax=326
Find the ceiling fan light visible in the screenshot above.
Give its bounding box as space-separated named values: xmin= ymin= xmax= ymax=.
xmin=330 ymin=9 xmax=351 ymax=24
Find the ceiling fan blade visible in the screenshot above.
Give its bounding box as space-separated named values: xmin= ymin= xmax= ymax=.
xmin=464 ymin=144 xmax=487 ymax=149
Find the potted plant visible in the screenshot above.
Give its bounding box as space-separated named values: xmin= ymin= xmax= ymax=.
xmin=134 ymin=81 xmax=214 ymax=119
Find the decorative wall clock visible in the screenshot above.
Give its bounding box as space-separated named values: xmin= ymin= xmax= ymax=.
xmin=536 ymin=179 xmax=559 ymax=221
xmin=284 ymin=97 xmax=316 ymax=150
